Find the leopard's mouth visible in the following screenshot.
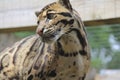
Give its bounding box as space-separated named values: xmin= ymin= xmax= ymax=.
xmin=43 ymin=34 xmax=55 ymax=40
xmin=38 ymin=27 xmax=62 ymax=43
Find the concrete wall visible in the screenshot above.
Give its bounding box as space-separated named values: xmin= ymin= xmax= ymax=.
xmin=0 ymin=0 xmax=120 ymax=28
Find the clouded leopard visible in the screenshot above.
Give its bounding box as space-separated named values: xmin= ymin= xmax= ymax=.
xmin=0 ymin=0 xmax=90 ymax=80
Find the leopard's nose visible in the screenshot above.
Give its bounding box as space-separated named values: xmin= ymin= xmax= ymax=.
xmin=36 ymin=28 xmax=44 ymax=36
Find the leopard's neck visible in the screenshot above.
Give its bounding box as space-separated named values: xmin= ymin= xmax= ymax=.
xmin=56 ymin=30 xmax=86 ymax=57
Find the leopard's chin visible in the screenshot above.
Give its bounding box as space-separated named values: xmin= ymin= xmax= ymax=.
xmin=39 ymin=35 xmax=56 ymax=43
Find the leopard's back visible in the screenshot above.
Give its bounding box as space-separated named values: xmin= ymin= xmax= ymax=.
xmin=0 ymin=35 xmax=41 ymax=79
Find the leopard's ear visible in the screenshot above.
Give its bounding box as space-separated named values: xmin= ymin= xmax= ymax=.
xmin=35 ymin=11 xmax=40 ymax=17
xmin=58 ymin=0 xmax=73 ymax=12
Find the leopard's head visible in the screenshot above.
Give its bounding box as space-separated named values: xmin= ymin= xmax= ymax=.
xmin=36 ymin=0 xmax=79 ymax=43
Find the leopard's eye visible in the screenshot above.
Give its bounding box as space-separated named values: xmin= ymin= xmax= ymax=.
xmin=47 ymin=13 xmax=55 ymax=20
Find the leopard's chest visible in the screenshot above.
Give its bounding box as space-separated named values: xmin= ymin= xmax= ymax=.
xmin=49 ymin=53 xmax=86 ymax=80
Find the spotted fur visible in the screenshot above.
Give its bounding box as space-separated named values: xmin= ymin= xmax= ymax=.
xmin=0 ymin=0 xmax=90 ymax=80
